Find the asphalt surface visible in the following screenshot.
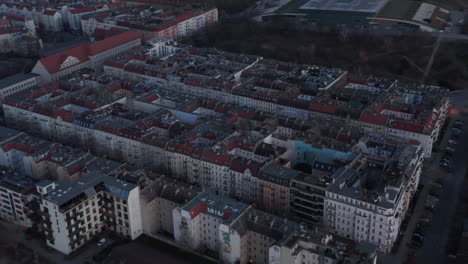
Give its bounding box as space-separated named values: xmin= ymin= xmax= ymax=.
xmin=417 ymin=90 xmax=468 ymax=264
xmin=379 ymin=90 xmax=468 ymax=264
xmin=103 ymin=235 xmax=215 ymax=264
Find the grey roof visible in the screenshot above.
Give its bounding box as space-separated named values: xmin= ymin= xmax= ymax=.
xmin=375 ymin=0 xmax=418 ymax=20
xmin=0 ymin=126 xmax=20 ymax=143
xmin=39 ymin=173 xmax=137 ymax=207
xmin=140 ymin=176 xmax=201 ymax=205
xmin=0 ymin=73 xmax=38 ymax=89
xmin=260 ymin=164 xmax=301 ymax=186
xmin=183 ymin=192 xmax=249 ymax=224
xmin=36 ymin=179 xmax=54 ymax=188
xmin=0 ymin=169 xmax=38 ymax=194
xmin=299 ymin=0 xmax=390 ymax=13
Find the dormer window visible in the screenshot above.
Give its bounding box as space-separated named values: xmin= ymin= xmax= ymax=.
xmin=59 ymin=56 xmax=80 ymax=70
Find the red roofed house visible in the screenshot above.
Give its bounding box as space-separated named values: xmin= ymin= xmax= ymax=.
xmin=32 ymin=31 xmax=142 ymax=82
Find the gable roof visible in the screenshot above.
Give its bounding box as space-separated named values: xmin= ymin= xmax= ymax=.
xmin=88 ymin=31 xmax=141 ymax=56
xmin=38 ymin=44 xmax=89 ymax=74
xmin=70 ymin=7 xmax=97 ymax=14
xmin=37 ymin=31 xmax=141 ymax=74
xmin=42 ymin=9 xmax=57 ymax=16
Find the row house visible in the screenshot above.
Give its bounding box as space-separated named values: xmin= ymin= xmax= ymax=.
xmin=172 ymin=191 xmax=377 ymax=264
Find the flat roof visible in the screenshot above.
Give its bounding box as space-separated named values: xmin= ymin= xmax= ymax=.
xmin=299 ymin=0 xmax=390 ymax=13
xmin=0 ymin=126 xmax=20 ymax=142
xmin=40 ymin=173 xmax=137 ymax=207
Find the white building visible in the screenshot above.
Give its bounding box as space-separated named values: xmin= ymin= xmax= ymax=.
xmin=0 ymin=73 xmax=38 ymax=101
xmin=323 ymin=135 xmax=424 ymax=253
xmin=269 ymin=231 xmax=378 ymax=264
xmin=37 ymin=174 xmax=142 ymax=255
xmin=173 ymin=192 xmax=250 ymax=255
xmin=67 ymin=6 xmax=103 ymax=31
xmin=40 ymin=9 xmax=63 ymax=31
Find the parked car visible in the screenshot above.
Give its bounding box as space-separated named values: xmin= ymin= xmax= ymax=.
xmin=98 ymin=238 xmax=106 ymax=247
xmin=452 ymin=128 xmax=462 ymax=136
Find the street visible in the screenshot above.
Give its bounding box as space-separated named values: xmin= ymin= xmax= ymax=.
xmin=416 ymin=90 xmax=468 ymax=264
xmin=380 ymin=89 xmax=468 ymax=264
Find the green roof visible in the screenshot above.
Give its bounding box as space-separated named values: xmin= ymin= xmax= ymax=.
xmin=348 ymin=101 xmax=364 ymax=109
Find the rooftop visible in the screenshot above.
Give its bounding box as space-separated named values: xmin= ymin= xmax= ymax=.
xmin=299 ymin=0 xmax=390 ymax=13
xmin=0 ymin=168 xmax=38 ymax=194
xmin=182 ymin=192 xmax=249 ymax=224
xmin=260 ymin=164 xmax=302 ymax=186
xmin=140 ymin=176 xmax=201 ymax=205
xmin=0 ymin=73 xmax=38 ymax=89
xmin=39 ymin=173 xmax=137 ymax=209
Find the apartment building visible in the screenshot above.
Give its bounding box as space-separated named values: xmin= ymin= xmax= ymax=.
xmin=270 ymin=230 xmax=378 ymax=264
xmin=290 ymin=172 xmax=330 ymax=226
xmin=140 ymin=176 xmax=201 ymax=238
xmin=37 ymin=173 xmax=142 ymax=255
xmin=258 ymin=164 xmax=300 ymax=217
xmin=323 ymin=135 xmax=424 ymax=252
xmin=0 ymin=169 xmax=38 ymax=227
xmin=80 ymin=5 xmax=218 ymax=41
xmin=173 ymin=192 xmax=250 ymax=254
xmin=0 ymin=125 xmax=125 ymax=182
xmin=40 ymin=9 xmax=63 ymax=31
xmin=102 ymin=42 xmax=448 ymax=157
xmin=172 ymin=191 xmax=377 ymax=264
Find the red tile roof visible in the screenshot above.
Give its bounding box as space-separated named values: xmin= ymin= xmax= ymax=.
xmin=88 ymin=31 xmax=141 ymax=56
xmin=0 ymin=26 xmax=23 ymax=35
xmin=6 ymin=14 xmax=27 ymax=22
xmin=38 ymin=44 xmax=89 ymax=74
xmin=42 ymin=10 xmax=57 ymax=16
xmin=38 ymin=31 xmax=141 ymax=74
xmin=0 ymin=19 xmax=10 ymax=26
xmin=70 ymin=7 xmax=97 ymax=14
xmin=2 ymin=142 xmax=36 ymax=153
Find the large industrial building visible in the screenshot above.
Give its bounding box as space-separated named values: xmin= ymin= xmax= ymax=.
xmin=256 ymin=0 xmax=451 ymax=32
